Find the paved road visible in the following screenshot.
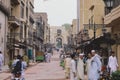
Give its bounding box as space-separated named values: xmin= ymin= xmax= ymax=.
xmin=25 ymin=52 xmax=66 ymax=80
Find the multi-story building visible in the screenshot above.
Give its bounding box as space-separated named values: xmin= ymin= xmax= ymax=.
xmin=70 ymin=19 xmax=77 ymax=51
xmin=77 ymin=0 xmax=106 ymax=51
xmin=34 ymin=13 xmax=47 ymax=52
xmin=0 ymin=0 xmax=10 ymax=64
xmin=104 ymin=0 xmax=120 ymax=69
xmin=71 ymin=19 xmax=77 ymax=36
xmin=34 ymin=12 xmax=49 ymax=52
xmin=77 ymin=0 xmax=114 ymax=65
xmin=7 ymin=0 xmax=34 ymax=61
xmin=27 ymin=0 xmax=35 ymax=60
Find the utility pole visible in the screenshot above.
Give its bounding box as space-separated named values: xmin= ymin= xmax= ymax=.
xmin=93 ymin=22 xmax=96 ymax=40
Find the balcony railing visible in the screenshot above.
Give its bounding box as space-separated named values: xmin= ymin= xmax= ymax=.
xmin=8 ymin=16 xmax=20 ymax=26
xmin=0 ymin=1 xmax=10 ymax=16
xmin=7 ymin=33 xmax=21 ymax=48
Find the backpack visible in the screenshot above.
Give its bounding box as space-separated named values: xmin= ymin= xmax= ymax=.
xmin=12 ymin=61 xmax=22 ymax=74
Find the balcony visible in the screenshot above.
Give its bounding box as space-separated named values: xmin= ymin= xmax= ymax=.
xmin=7 ymin=33 xmax=21 ymax=48
xmin=11 ymin=0 xmax=20 ymax=6
xmin=104 ymin=5 xmax=120 ymax=27
xmin=8 ymin=16 xmax=20 ymax=26
xmin=0 ymin=1 xmax=10 ymax=16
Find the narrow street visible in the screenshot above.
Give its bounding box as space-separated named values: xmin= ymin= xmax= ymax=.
xmin=24 ymin=52 xmax=66 ymax=80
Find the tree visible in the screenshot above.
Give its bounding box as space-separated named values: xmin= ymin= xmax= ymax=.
xmin=62 ymin=23 xmax=71 ymax=30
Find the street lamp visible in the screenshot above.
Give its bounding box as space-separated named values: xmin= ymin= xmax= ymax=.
xmin=103 ymin=0 xmax=114 ymax=14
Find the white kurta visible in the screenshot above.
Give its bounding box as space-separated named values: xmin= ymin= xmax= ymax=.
xmin=108 ymin=56 xmax=118 ymax=74
xmin=89 ymin=54 xmax=102 ymax=80
xmin=77 ymin=58 xmax=84 ymax=80
xmin=46 ymin=53 xmax=51 ymax=62
xmin=86 ymin=58 xmax=92 ymax=79
xmin=70 ymin=59 xmax=77 ymax=80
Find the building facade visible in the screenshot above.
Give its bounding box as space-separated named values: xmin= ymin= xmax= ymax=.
xmin=77 ymin=0 xmax=113 ymax=66
xmin=0 ymin=0 xmax=10 ymax=64
xmin=7 ymin=0 xmax=34 ymax=61
xmin=34 ymin=13 xmax=49 ymax=52
xmin=104 ymin=0 xmax=120 ymax=69
xmin=34 ymin=13 xmax=48 ymax=52
xmin=50 ymin=26 xmax=68 ymax=49
xmin=77 ymin=0 xmax=105 ymax=51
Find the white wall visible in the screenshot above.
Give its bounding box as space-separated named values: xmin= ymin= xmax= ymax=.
xmin=0 ymin=11 xmax=8 ymax=64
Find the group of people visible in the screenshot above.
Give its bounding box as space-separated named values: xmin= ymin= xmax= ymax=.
xmin=63 ymin=50 xmax=119 ymax=80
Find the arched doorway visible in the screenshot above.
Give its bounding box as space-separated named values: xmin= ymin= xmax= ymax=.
xmin=56 ymin=38 xmax=62 ymax=48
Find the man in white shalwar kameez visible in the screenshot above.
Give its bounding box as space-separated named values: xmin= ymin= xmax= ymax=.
xmin=108 ymin=51 xmax=118 ymax=74
xmin=86 ymin=53 xmax=92 ymax=80
xmin=70 ymin=54 xmax=77 ymax=80
xmin=46 ymin=52 xmax=52 ymax=62
xmin=77 ymin=54 xmax=84 ymax=80
xmin=89 ymin=50 xmax=102 ymax=80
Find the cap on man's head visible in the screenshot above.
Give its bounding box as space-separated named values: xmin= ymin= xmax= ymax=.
xmin=91 ymin=50 xmax=95 ymax=53
xmin=79 ymin=53 xmax=84 ymax=56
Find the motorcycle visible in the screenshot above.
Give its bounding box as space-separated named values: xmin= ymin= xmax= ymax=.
xmin=11 ymin=72 xmax=24 ymax=80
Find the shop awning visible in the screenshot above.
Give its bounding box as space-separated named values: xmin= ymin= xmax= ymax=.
xmin=91 ymin=33 xmax=115 ymax=45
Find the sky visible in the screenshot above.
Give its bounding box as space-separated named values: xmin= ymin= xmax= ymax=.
xmin=34 ymin=0 xmax=77 ymax=26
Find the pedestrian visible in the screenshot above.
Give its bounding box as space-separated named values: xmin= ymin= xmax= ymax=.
xmin=89 ymin=50 xmax=102 ymax=80
xmin=21 ymin=56 xmax=27 ymax=79
xmin=44 ymin=52 xmax=48 ymax=62
xmin=11 ymin=55 xmax=27 ymax=79
xmin=46 ymin=52 xmax=52 ymax=62
xmin=60 ymin=53 xmax=65 ymax=68
xmin=86 ymin=53 xmax=92 ymax=80
xmin=70 ymin=53 xmax=77 ymax=80
xmin=0 ymin=51 xmax=4 ymax=72
xmin=77 ymin=53 xmax=84 ymax=80
xmin=107 ymin=51 xmax=118 ymax=74
xmin=64 ymin=54 xmax=71 ymax=79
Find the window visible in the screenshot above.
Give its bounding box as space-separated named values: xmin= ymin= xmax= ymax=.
xmin=26 ymin=7 xmax=28 ymax=19
xmin=57 ymin=29 xmax=61 ymax=35
xmin=113 ymin=0 xmax=120 ymax=8
xmin=20 ymin=2 xmax=24 ymax=18
xmin=29 ymin=2 xmax=34 ymax=14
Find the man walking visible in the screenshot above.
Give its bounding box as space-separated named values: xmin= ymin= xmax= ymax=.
xmin=77 ymin=53 xmax=84 ymax=80
xmin=70 ymin=54 xmax=77 ymax=80
xmin=86 ymin=53 xmax=92 ymax=80
xmin=89 ymin=50 xmax=102 ymax=80
xmin=64 ymin=54 xmax=71 ymax=79
xmin=108 ymin=51 xmax=118 ymax=74
xmin=12 ymin=55 xmax=27 ymax=79
xmin=0 ymin=51 xmax=4 ymax=72
xmin=46 ymin=52 xmax=52 ymax=63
